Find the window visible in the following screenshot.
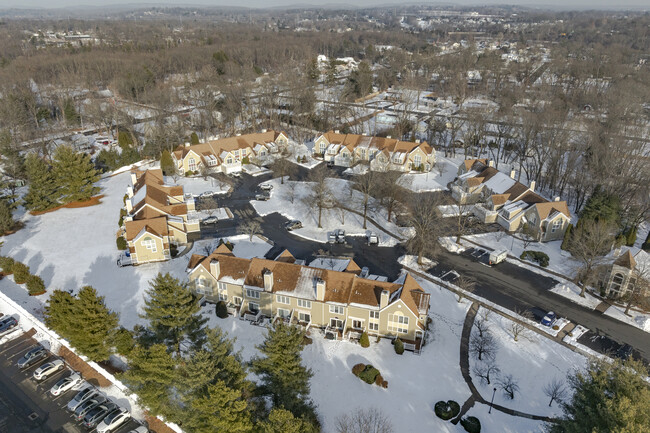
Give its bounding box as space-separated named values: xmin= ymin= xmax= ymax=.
xmin=319 ymin=143 xmax=327 ymax=153
xmin=218 ymin=292 xmax=228 ymax=301
xmin=233 ymin=296 xmax=242 ymax=306
xmin=368 ymin=322 xmax=379 ymax=331
xmin=234 ymin=150 xmax=240 ymax=157
xmin=246 ymin=289 xmax=260 ymax=299
xmin=297 ymin=299 xmax=311 ymax=309
xmin=610 ymin=273 xmax=625 ymax=296
xmin=218 ymin=282 xmax=227 ymax=291
xmin=352 ymin=319 xmax=363 ymax=329
xmin=388 ymin=314 xmax=409 ymax=333
xmin=188 ymin=158 xmax=197 ymax=171
xmin=142 ymin=237 xmax=157 ymax=253
xmin=551 ymin=219 xmax=563 ymax=233
xmin=329 ymin=305 xmax=344 ymax=315
xmin=260 ymin=150 xmax=267 ymax=156
xmin=208 ymin=159 xmax=217 ymax=167
xmin=299 ymin=312 xmax=311 ymax=323
xmin=369 ymin=311 xmax=379 ymax=319
xmin=413 ymin=154 xmax=422 ymax=167
xmin=248 ymin=302 xmax=259 ymax=313
xmin=277 ymin=308 xmax=290 ymax=318
xmin=276 ymin=295 xmax=290 ymax=305
xmin=330 ymin=318 xmax=343 ymax=329
xmin=360 ymin=149 xmax=367 ymax=159
xmin=226 ymin=158 xmax=233 ymax=164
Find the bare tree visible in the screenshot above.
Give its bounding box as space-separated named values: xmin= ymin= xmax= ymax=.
xmin=473 ymin=362 xmax=501 ymax=386
xmin=336 ymin=407 xmax=394 ymax=433
xmin=498 ymin=374 xmax=520 ymax=400
xmin=238 ymin=219 xmax=262 ymax=241
xmin=270 ymin=157 xmax=297 ymax=184
xmin=307 ymin=165 xmax=332 ymax=228
xmin=510 ymin=308 xmax=533 ymax=342
xmin=543 ymin=378 xmax=566 ymax=407
xmin=469 ymin=331 xmax=497 ymax=361
xmin=473 ymin=315 xmax=490 ymax=338
xmin=451 ymin=202 xmax=477 ymax=244
xmin=287 ymin=181 xmax=298 ymax=204
xmin=455 ymin=275 xmax=476 ymax=303
xmin=624 ymin=262 xmax=650 ymax=315
xmin=352 ymin=171 xmax=379 ymax=229
xmin=568 ymin=220 xmax=616 ymax=297
xmin=405 ymin=194 xmax=448 ymax=265
xmin=376 ymin=171 xmax=409 ymax=223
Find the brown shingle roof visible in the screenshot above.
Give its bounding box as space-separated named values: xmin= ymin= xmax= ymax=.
xmin=173 ymin=130 xmax=286 ymax=162
xmin=614 ymin=250 xmax=636 ymax=270
xmin=124 ymin=216 xmax=169 ymax=240
xmin=463 ymin=158 xmax=488 ymax=172
xmin=503 ymin=182 xmax=530 ymax=202
xmin=534 ymin=201 xmax=571 ymax=219
xmin=490 ymin=194 xmax=510 ymax=206
xmin=320 ymin=130 xmax=433 ymax=157
xmin=275 ymin=249 xmax=296 ymax=263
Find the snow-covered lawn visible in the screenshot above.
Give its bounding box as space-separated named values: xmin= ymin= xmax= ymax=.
xmin=250 ymin=177 xmax=411 ymax=246
xmin=464 ymin=404 xmax=547 ymax=433
xmin=400 ymin=154 xmax=460 ymax=192
xmin=469 ymin=307 xmax=588 ymax=418
xmin=604 ymin=305 xmax=650 ymax=333
xmin=549 ymin=284 xmax=601 ymax=310
xmin=439 ymin=204 xmax=472 ymax=217
xmin=195 ymin=208 xmax=232 ymax=220
xmin=163 ymin=175 xmax=230 ymax=196
xmin=242 ymin=164 xmax=271 ymax=177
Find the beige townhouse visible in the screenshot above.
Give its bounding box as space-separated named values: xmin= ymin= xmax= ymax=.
xmin=187 ymin=247 xmax=430 ymax=352
xmin=172 ymin=130 xmax=289 ymax=175
xmin=451 ymin=159 xmax=572 ymax=242
xmin=314 ymin=130 xmax=435 ymax=172
xmin=598 ymin=248 xmax=649 ymax=299
xmin=121 ymin=169 xmax=200 ymax=264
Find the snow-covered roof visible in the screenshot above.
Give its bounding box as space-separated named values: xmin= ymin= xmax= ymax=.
xmin=459 ymin=170 xmax=479 ymax=180
xmin=483 ymin=172 xmax=517 ymax=195
xmin=308 ymin=258 xmax=353 ymax=273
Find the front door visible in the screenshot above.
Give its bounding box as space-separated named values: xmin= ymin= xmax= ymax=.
xmin=330 ymin=318 xmax=343 ymax=329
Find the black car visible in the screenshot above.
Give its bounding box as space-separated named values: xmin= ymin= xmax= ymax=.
xmin=255 ymin=193 xmax=270 ymax=201
xmin=84 ymin=402 xmax=117 ymax=429
xmin=17 ymin=345 xmax=48 ymax=369
xmin=0 ymin=316 xmax=18 ymax=335
xmin=285 ymin=220 xmax=302 ymax=231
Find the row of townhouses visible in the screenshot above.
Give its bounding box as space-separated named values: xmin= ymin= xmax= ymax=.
xmin=451 ymin=159 xmax=572 ymax=242
xmin=121 ymin=169 xmax=200 ymax=265
xmin=186 ymin=246 xmax=431 ymax=351
xmin=314 ymin=130 xmax=436 ymax=172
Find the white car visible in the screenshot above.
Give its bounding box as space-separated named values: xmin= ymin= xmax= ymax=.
xmin=96 ymin=407 xmax=131 ymax=433
xmin=199 ymin=191 xmax=215 ymax=198
xmin=127 ymin=426 xmax=149 ymax=433
xmin=259 ymin=183 xmax=273 ymax=191
xmin=50 ymin=373 xmax=83 ymax=396
xmin=33 ymin=359 xmax=65 ymax=381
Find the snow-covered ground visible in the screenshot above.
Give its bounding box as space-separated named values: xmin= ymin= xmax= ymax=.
xmin=469 ymin=307 xmax=587 ymax=418
xmin=192 ymin=235 xmax=273 ymax=261
xmin=163 ymin=175 xmax=230 ymax=196
xmin=242 ymin=164 xmax=271 ymax=177
xmin=400 ymin=154 xmax=460 ymax=192
xmin=250 ymin=177 xmax=411 ymax=246
xmin=549 ymin=284 xmax=601 ymax=310
xmin=604 ymin=305 xmax=650 ymax=333
xmin=438 ymin=204 xmax=473 ymax=217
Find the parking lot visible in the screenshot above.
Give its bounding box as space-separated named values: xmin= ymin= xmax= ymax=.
xmin=0 ymin=332 xmax=142 ymax=433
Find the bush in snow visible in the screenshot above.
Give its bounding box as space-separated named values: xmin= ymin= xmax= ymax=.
xmin=0 ymin=256 xmax=15 ymax=274
xmin=26 ymin=274 xmax=46 ymax=295
xmin=434 ymin=400 xmax=460 ymax=420
xmin=352 ymin=363 xmax=366 ymax=377
xmin=520 ymin=250 xmax=549 ymax=267
xmin=216 ymin=301 xmax=229 ymax=319
xmin=13 ymin=262 xmax=30 ymax=284
xmin=359 ymin=331 xmax=370 ymax=348
xmin=561 ymin=224 xmax=573 ymax=251
xmin=358 ymin=365 xmax=380 ymax=384
xmin=394 ymin=337 xmax=404 ymax=355
xmin=460 ymin=416 xmax=481 ymax=433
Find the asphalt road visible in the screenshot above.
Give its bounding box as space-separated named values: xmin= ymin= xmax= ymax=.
xmin=203 ymin=170 xmax=650 ymax=363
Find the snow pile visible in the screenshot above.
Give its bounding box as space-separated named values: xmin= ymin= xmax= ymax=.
xmin=397 ymin=254 xmax=436 ymax=272
xmin=438 ymin=204 xmax=472 ymax=217
xmin=242 ymin=164 xmax=271 ymax=177
xmin=604 ymin=306 xmax=650 ymax=333
xmin=550 ymin=284 xmax=601 ymax=310
xmin=438 ymin=236 xmax=468 ymax=254
xmin=563 ymin=325 xmax=589 ymax=345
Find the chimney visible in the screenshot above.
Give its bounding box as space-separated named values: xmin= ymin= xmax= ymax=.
xmin=380 ymin=290 xmax=389 ymax=309
xmin=130 ymin=172 xmax=138 ymax=185
xmin=316 ymin=278 xmax=325 ymax=301
xmin=126 ymin=185 xmax=134 ymax=198
xmin=510 ymin=170 xmax=515 ymax=179
xmin=263 ymin=270 xmax=273 ymax=291
xmin=261 ymin=128 xmax=267 ymax=133
xmin=386 ymin=135 xmax=392 ymax=139
xmin=334 ymin=129 xmax=340 ymax=134
xmin=488 ymin=160 xmax=494 ymax=167
xmin=554 ymin=196 xmax=560 ymax=202
xmin=529 ymin=181 xmax=536 ymax=192
xmin=125 ymin=199 xmax=133 ymax=214
xmin=210 ymin=259 xmax=220 ymax=278
xmin=184 ymin=142 xmax=190 ymax=147
xmin=415 ymin=139 xmax=420 ymax=144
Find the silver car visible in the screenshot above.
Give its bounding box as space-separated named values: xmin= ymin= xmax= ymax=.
xmin=67 ymin=387 xmax=99 ymax=412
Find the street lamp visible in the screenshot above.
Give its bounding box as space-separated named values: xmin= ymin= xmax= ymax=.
xmin=488 ymin=387 xmax=497 ymax=414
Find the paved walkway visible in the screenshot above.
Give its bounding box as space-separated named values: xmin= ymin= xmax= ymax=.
xmin=176 ymin=241 xmax=195 ymax=258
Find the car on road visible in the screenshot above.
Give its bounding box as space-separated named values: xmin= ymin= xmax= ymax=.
xmin=541 ymin=311 xmax=557 ymax=327
xmin=33 ymin=359 xmax=65 ymax=381
xmin=74 ymin=396 xmax=108 ymax=421
xmin=201 ymin=216 xmax=219 ymax=225
xmin=50 ymin=372 xmax=83 ymax=396
xmin=67 ymin=387 xmax=100 ymax=412
xmin=0 ymin=315 xmax=18 ymax=335
xmin=285 ymin=220 xmax=302 ymax=231
xmin=255 ymin=193 xmax=270 ymax=201
xmin=84 ymin=402 xmax=118 ymax=429
xmin=17 ymin=344 xmax=48 ymax=369
xmin=366 ymin=232 xmax=379 ymax=245
xmin=230 ymin=171 xmax=241 ymax=178
xmin=259 ymin=183 xmax=273 ymax=191
xmin=96 ymin=407 xmax=131 ymax=433
xmin=616 ymin=344 xmax=634 ymax=360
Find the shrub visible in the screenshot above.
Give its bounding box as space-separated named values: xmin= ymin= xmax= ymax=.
xmin=302 ymin=335 xmax=313 ymax=345
xmin=116 ymin=237 xmax=127 ymax=250
xmin=381 ymin=380 xmax=388 ymax=388
xmin=118 ymin=208 xmax=127 ymax=227
xmin=434 ymin=400 xmax=461 ymax=421
xmin=297 ymin=156 xmax=301 ymax=163
xmin=216 ymin=301 xmax=229 ymax=318
xmin=0 ymin=256 xmax=15 ymax=274
xmin=359 ymin=331 xmax=370 ymax=348
xmin=13 ymin=262 xmax=30 ymax=284
xmin=520 ymin=250 xmax=549 ymax=267
xmin=26 ymin=274 xmax=46 ymax=295
xmin=460 ymin=416 xmax=481 ymax=433
xmin=375 ymin=373 xmax=383 ymax=386
xmin=394 ymin=338 xmax=404 ymax=355
xmin=614 ymin=234 xmax=627 ymax=248
xmin=560 ymin=223 xmax=573 ymax=251
xmin=625 ymin=226 xmax=637 ymax=247
xmin=241 ymin=156 xmax=250 ymax=165
xmin=352 ymin=363 xmax=366 ymax=377
xmin=302 ymin=156 xmax=307 ymax=163
xmin=190 ymin=132 xmax=200 ymax=145
xmin=358 ymin=365 xmax=380 ymax=384
xmin=122 ymin=194 xmax=129 ymax=205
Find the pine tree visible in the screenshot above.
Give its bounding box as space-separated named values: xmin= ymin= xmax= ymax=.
xmin=44 ymin=290 xmax=78 ymax=339
xmin=549 ymin=358 xmax=650 ymax=433
xmin=23 ymin=153 xmax=59 ymax=211
xmin=190 ymin=132 xmax=200 ymax=145
xmin=359 ymin=331 xmax=370 ymax=348
xmin=187 ymin=381 xmax=253 ymax=433
xmin=250 ymin=322 xmax=315 ymax=419
xmin=52 ymin=145 xmax=100 ymax=203
xmin=0 ymin=199 xmax=15 ymax=234
xmin=141 ymin=273 xmax=206 ymax=355
xmin=72 ymin=286 xmax=119 ymax=361
xmin=160 ymin=150 xmax=175 ymax=175
xmin=258 ymin=408 xmax=318 ymax=433
xmin=560 ymin=223 xmax=573 ymax=251
xmin=120 ymin=344 xmax=178 ymax=419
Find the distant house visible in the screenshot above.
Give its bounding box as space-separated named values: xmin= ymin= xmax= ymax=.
xmin=599 ymin=248 xmax=650 ymax=299
xmin=451 ymin=159 xmax=572 ymax=242
xmin=186 ymin=248 xmax=430 ymax=352
xmin=122 ymin=169 xmax=200 ymax=264
xmin=171 ymin=130 xmax=289 ymax=175
xmin=314 ymin=130 xmax=435 ymax=172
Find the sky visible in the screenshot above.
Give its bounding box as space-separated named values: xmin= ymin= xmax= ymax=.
xmin=0 ymin=0 xmax=646 ymax=10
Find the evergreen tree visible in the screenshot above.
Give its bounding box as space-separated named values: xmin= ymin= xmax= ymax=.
xmin=258 ymin=408 xmax=318 ymax=433
xmin=548 ymin=358 xmax=650 ymax=433
xmin=23 ymin=153 xmax=59 ymax=211
xmin=63 ymin=99 xmax=80 ymax=125
xmin=560 ymin=223 xmax=573 ymax=251
xmin=95 ymin=149 xmax=121 ymax=172
xmin=187 ymin=381 xmax=253 ymax=433
xmin=52 ymin=145 xmax=100 ymax=203
xmin=643 ymin=231 xmax=650 ymax=251
xmin=0 ymin=199 xmax=16 ymax=234
xmin=120 ymin=344 xmax=178 ymax=419
xmin=141 ymin=273 xmax=206 ymax=355
xmin=0 ymin=131 xmax=26 ymax=202
xmin=359 ymin=331 xmax=370 ymax=348
xmin=72 ymin=286 xmax=119 ymax=361
xmin=160 ymin=150 xmax=175 ymax=175
xmin=190 ymin=132 xmax=200 ymax=145
xmin=44 ymin=290 xmax=78 ymax=338
xmin=250 ymin=322 xmax=315 ymax=420
xmin=580 ymin=187 xmax=622 ymax=227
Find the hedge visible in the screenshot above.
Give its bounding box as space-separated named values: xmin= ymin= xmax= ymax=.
xmin=13 ymin=262 xmax=30 ymax=284
xmin=434 ymin=400 xmax=461 ymax=421
xmin=359 ymin=331 xmax=370 ymax=348
xmin=0 ymin=256 xmax=15 ymax=274
xmin=460 ymin=416 xmax=481 ymax=433
xmin=358 ymin=365 xmax=380 ymax=384
xmin=520 ymin=250 xmax=549 ymax=267
xmin=216 ymin=301 xmax=229 ymax=319
xmin=116 ymin=237 xmax=127 ymax=250
xmin=26 ymin=274 xmax=46 ymax=295
xmin=394 ymin=337 xmax=404 ymax=355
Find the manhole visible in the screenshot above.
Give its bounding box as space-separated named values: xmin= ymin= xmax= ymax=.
xmin=28 ymin=412 xmax=39 ymax=421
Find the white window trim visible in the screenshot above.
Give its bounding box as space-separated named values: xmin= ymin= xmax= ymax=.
xmin=276 ymin=295 xmax=290 ymax=305
xmin=248 ymin=301 xmax=260 ymax=312
xmin=246 ymin=288 xmax=260 ymax=299
xmin=329 ymin=305 xmax=344 ymax=315
xmin=142 ymin=238 xmax=157 ymax=253
xmin=297 ymin=299 xmax=312 ymax=309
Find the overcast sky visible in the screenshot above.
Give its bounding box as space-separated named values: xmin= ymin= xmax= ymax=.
xmin=0 ymin=0 xmax=645 ymax=10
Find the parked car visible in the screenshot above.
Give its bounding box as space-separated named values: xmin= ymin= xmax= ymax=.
xmin=33 ymin=359 xmax=65 ymax=381
xmin=259 ymin=183 xmax=273 ymax=191
xmin=541 ymin=311 xmax=557 ymax=327
xmin=489 ymin=249 xmax=508 ymax=265
xmin=17 ymin=345 xmax=48 ymax=369
xmin=127 ymin=426 xmax=149 ymax=433
xmin=74 ymin=396 xmax=108 ymax=421
xmin=255 ymin=193 xmax=270 ymax=201
xmin=335 ymin=229 xmax=346 ymax=243
xmin=285 ymin=220 xmax=302 ymax=231
xmin=201 ymin=216 xmax=219 ymax=225
xmin=199 ymin=191 xmax=215 ymax=198
xmin=84 ymin=402 xmax=118 ymax=429
xmin=230 ymin=171 xmax=241 ymax=178
xmin=616 ymin=344 xmax=634 ymax=360
xmin=96 ymin=407 xmax=131 ymax=433
xmin=367 ymin=232 xmax=379 ymax=245
xmin=50 ymin=373 xmax=83 ymax=396
xmin=67 ymin=387 xmax=100 ymax=412
xmin=0 ymin=316 xmax=18 ymax=335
